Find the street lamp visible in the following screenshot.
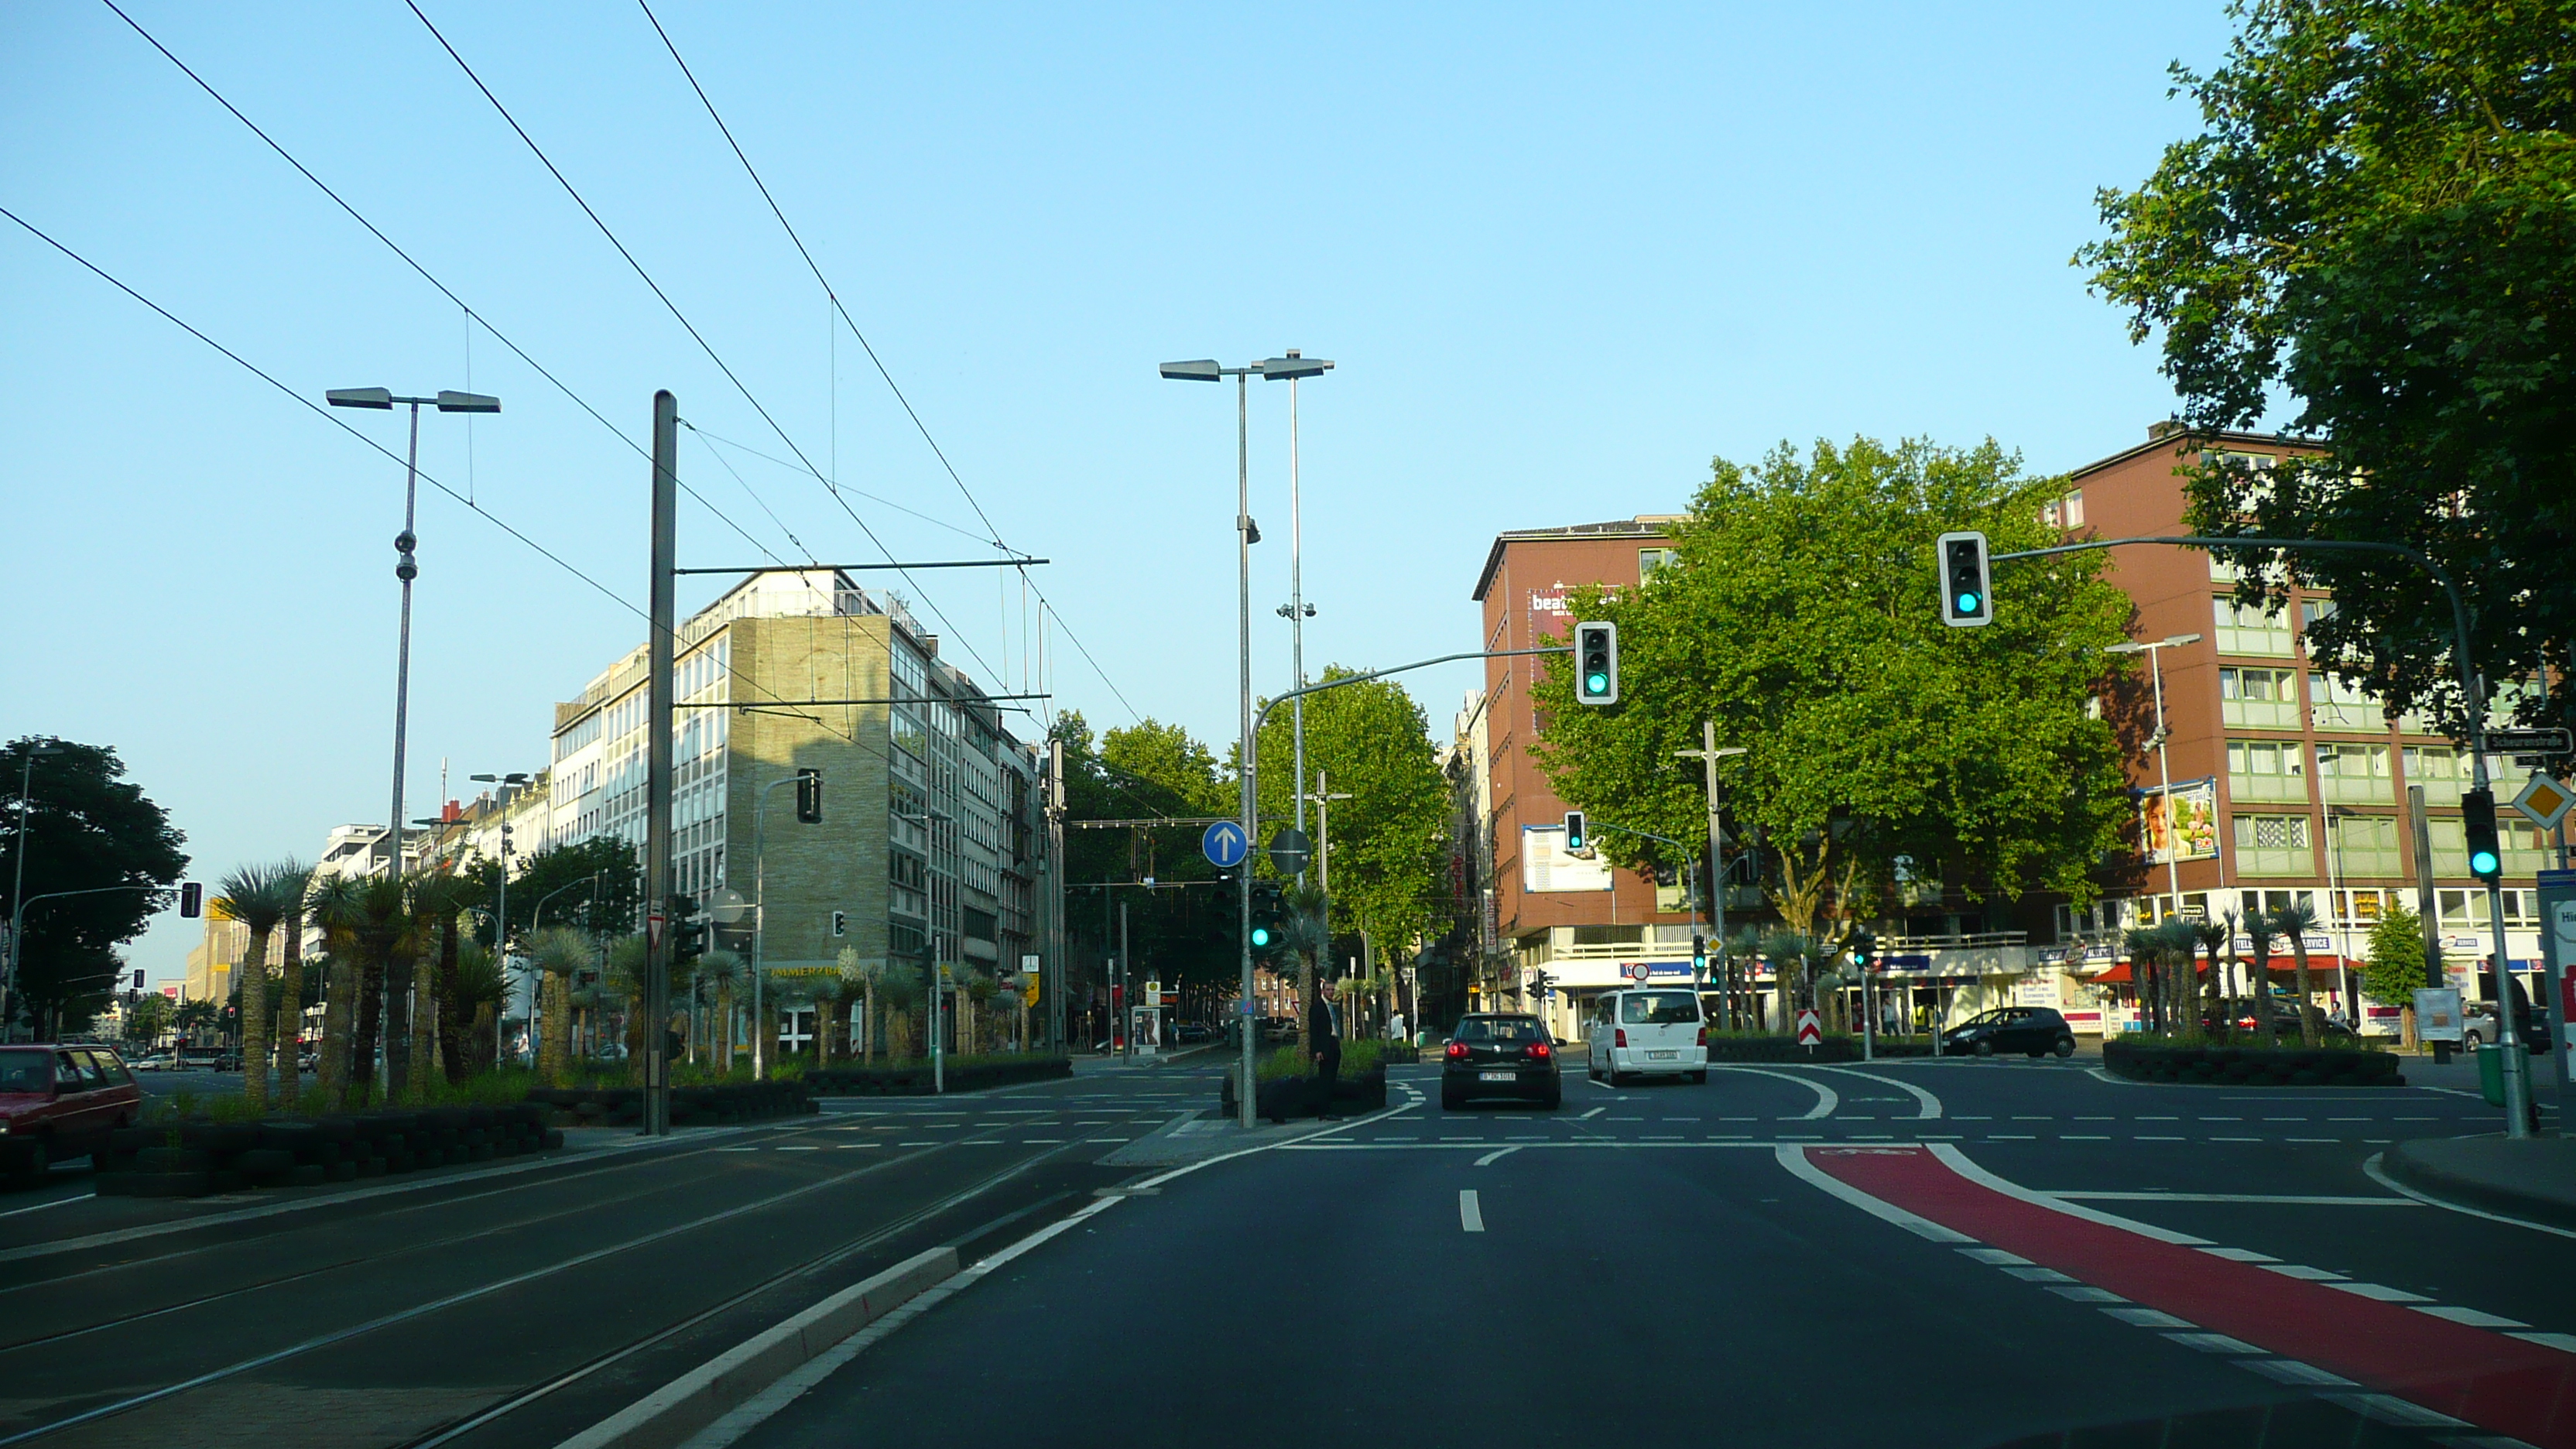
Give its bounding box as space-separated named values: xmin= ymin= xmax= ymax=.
xmin=3 ymin=739 xmax=65 ymax=1040
xmin=1260 ymin=351 xmax=1334 ymax=885
xmin=330 ymin=387 xmax=498 ymax=1082
xmin=2103 ymin=633 xmax=2204 ymax=911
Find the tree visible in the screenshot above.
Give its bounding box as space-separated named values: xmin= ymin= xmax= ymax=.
xmin=1 ymin=738 xmax=188 ymax=1036
xmin=465 ymin=835 xmax=645 ymax=948
xmin=1531 ymin=438 xmax=2136 ymax=947
xmin=272 ymin=863 xmax=314 ymax=1088
xmin=2270 ymin=902 xmax=2324 ymax=1046
xmin=2079 ymin=0 xmax=2576 ymax=738
xmin=526 ymin=927 xmax=591 ymax=1085
xmin=1252 ymin=669 xmax=1450 ymax=963
xmin=410 ymin=872 xmax=484 ymax=1087
xmin=124 ymin=990 xmax=171 ymax=1047
xmin=1055 ymin=713 xmax=1248 ymax=1011
xmin=2361 ymin=905 xmax=2437 ymax=1043
xmin=2245 ymin=909 xmax=2282 ymax=1047
xmin=213 ymin=862 xmax=298 ymax=1111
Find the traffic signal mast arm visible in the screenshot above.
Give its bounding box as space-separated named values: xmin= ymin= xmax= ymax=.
xmin=1983 ymin=529 xmax=2535 ymax=1136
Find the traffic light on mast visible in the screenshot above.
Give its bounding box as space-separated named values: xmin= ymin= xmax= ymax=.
xmin=795 ymin=768 xmax=823 ymax=824
xmin=2462 ymin=788 xmax=2503 ymax=884
xmin=1249 ymin=879 xmax=1284 ymax=954
xmin=1563 ymin=810 xmax=1588 ymax=853
xmin=1574 ymin=621 xmax=1619 ymax=705
xmin=1936 ymin=530 xmax=1992 ymax=627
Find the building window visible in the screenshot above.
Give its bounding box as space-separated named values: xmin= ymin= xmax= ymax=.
xmin=2309 ymin=672 xmax=2385 ymax=733
xmin=2226 ymin=739 xmax=2309 ymax=801
xmin=2314 ymin=744 xmax=2392 ymax=806
xmin=2213 ymin=598 xmax=2295 ymax=656
xmin=2232 ymin=813 xmax=2312 ymax=876
xmin=2400 ymin=745 xmax=2465 ymax=806
xmin=1638 ymin=547 xmax=1677 ymax=580
xmin=2218 ymin=666 xmax=2300 ymax=729
xmin=2321 ymin=812 xmax=2401 ymax=876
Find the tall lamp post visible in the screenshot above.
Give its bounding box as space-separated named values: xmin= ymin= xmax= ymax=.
xmin=1160 ymin=352 xmax=1311 ymax=1127
xmin=328 ymin=386 xmax=498 ymax=1083
xmin=2104 ymin=633 xmax=2204 ymax=911
xmin=1262 ymin=351 xmax=1333 ymax=884
xmin=3 ymin=739 xmax=65 ymax=1040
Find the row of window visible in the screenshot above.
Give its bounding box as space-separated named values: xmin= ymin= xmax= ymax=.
xmin=2062 ymin=883 xmax=2551 ymax=940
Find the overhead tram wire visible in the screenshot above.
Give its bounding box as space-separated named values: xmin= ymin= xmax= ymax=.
xmin=633 ymin=1 xmax=1146 ymax=727
xmin=404 ymin=2 xmax=1013 ymax=694
xmin=680 ymin=423 xmax=1010 ymax=558
xmin=100 ymin=0 xmax=803 ymax=574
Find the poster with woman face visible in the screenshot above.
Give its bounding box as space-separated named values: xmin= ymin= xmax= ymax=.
xmin=2141 ymin=778 xmax=2219 ymax=864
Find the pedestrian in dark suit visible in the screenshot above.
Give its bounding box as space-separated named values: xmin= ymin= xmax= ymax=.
xmin=1308 ymin=980 xmax=1342 ymax=1119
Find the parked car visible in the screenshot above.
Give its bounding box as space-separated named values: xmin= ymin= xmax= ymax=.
xmin=0 ymin=1044 xmax=145 ymax=1180
xmin=1441 ymin=1013 xmax=1560 ymax=1110
xmin=1586 ymin=988 xmax=1709 ymax=1084
xmin=1172 ymin=1022 xmax=1214 ymax=1045
xmin=2465 ymin=1001 xmax=2554 ymax=1052
xmin=128 ymin=1052 xmax=176 ymax=1072
xmin=1941 ymin=1006 xmax=2078 ymax=1058
xmin=2201 ymin=998 xmax=2355 ymax=1042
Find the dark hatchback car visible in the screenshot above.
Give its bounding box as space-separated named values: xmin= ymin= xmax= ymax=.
xmin=1941 ymin=1006 xmax=2077 ymax=1059
xmin=1 ymin=1044 xmax=145 ymax=1181
xmin=1440 ymin=1013 xmax=1560 ymax=1110
xmin=2202 ymin=998 xmax=2355 ymax=1041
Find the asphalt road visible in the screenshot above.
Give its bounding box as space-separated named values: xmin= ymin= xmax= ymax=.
xmin=728 ymin=1056 xmax=2576 ymax=1449
xmin=0 ymin=1065 xmax=1212 ymax=1448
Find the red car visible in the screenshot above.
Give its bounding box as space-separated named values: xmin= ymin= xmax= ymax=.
xmin=0 ymin=1043 xmax=145 ymax=1182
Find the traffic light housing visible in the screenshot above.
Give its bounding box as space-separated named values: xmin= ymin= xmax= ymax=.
xmin=1691 ymin=933 xmax=1708 ymax=975
xmin=670 ymin=892 xmax=707 ymax=964
xmin=178 ymin=882 xmax=203 ymax=918
xmin=1563 ymin=810 xmax=1588 ymax=853
xmin=2463 ymin=787 xmax=2502 ymax=883
xmin=795 ymin=768 xmax=823 ymax=824
xmin=1574 ymin=621 xmax=1619 ymax=705
xmin=1249 ymin=879 xmax=1284 ymax=954
xmin=1936 ymin=530 xmax=1992 ymax=627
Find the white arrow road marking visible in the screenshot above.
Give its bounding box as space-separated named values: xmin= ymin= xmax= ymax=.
xmin=1459 ymin=1190 xmax=1485 ymax=1232
xmin=1711 ymin=1066 xmax=1838 ymax=1119
xmin=1473 ymin=1146 xmax=1521 ymax=1168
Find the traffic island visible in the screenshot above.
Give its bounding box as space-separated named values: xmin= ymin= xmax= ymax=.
xmin=94 ymin=1103 xmax=564 ymax=1198
xmin=1218 ymin=1067 xmax=1388 ymax=1122
xmin=2102 ymin=1040 xmax=2405 ymax=1087
xmin=2384 ymin=1136 xmax=2576 ymax=1231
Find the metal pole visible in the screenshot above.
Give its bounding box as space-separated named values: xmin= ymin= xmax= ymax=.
xmin=1120 ymin=899 xmax=1132 ymax=1061
xmin=2148 ymin=647 xmax=2181 ymax=906
xmin=2410 ymin=784 xmax=2442 ymax=993
xmin=1290 ymin=370 xmax=1307 ymax=887
xmin=2324 ymin=808 xmax=2350 ymax=1026
xmin=1049 ymin=737 xmax=1067 ymax=1052
xmin=4 ymin=746 xmax=41 ymax=1041
xmin=381 ymin=400 xmax=423 ymax=1096
xmin=1236 ymin=368 xmax=1258 ymax=1127
xmin=642 ymin=390 xmax=678 ymax=1136
xmin=495 ymin=838 xmax=509 ymax=1060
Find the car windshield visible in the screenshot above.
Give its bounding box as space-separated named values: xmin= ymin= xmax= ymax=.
xmin=1454 ymin=1017 xmax=1544 ymax=1043
xmin=0 ymin=1049 xmax=51 ymax=1093
xmin=1621 ymin=992 xmax=1700 ymax=1025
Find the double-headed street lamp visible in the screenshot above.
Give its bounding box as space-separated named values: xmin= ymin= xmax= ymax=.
xmin=2104 ymin=633 xmax=2204 ymax=909
xmin=3 ymin=739 xmax=65 ymax=1040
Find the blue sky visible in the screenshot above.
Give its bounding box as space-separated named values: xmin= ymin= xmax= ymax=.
xmin=2 ymin=2 xmax=2234 ymax=986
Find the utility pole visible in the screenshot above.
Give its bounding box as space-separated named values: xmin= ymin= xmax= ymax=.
xmin=1048 ymin=736 xmax=1067 ymax=1052
xmin=1675 ymin=722 xmax=1746 ymax=1029
xmin=1307 ymin=770 xmax=1353 ymax=892
xmin=1119 ymin=899 xmax=1132 ymax=1061
xmin=642 ymin=390 xmax=677 ymax=1136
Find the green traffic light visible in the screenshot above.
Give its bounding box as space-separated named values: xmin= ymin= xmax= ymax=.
xmin=1584 ymin=671 xmax=1608 ymax=694
xmin=1956 ymin=591 xmax=1980 ymax=612
xmin=1251 ymin=926 xmax=1271 ymax=947
xmin=2471 ymin=849 xmax=2500 ymax=875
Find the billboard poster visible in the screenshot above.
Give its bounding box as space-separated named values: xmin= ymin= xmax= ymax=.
xmin=1523 ymin=824 xmax=1613 ymax=893
xmin=2141 ymin=776 xmax=2218 ymax=864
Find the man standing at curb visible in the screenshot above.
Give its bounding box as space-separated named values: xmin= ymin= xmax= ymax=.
xmin=1308 ymin=979 xmax=1342 ymax=1120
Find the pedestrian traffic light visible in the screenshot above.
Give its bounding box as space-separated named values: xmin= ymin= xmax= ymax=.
xmin=1936 ymin=530 xmax=1992 ymax=627
xmin=1574 ymin=621 xmax=1619 ymax=705
xmin=178 ymin=882 xmax=203 ymax=918
xmin=2463 ymin=788 xmax=2502 ymax=883
xmin=795 ymin=767 xmax=823 ymax=824
xmin=1563 ymin=810 xmax=1588 ymax=852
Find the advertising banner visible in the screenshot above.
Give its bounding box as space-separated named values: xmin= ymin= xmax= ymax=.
xmin=2142 ymin=777 xmax=2219 ymax=864
xmin=1523 ymin=824 xmax=1614 ymax=893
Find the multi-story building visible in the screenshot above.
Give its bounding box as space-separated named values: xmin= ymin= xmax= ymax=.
xmin=2047 ymin=422 xmax=2564 ymax=1026
xmin=182 ymin=915 xmax=251 ymax=1002
xmin=546 ymin=569 xmax=1046 ymax=1048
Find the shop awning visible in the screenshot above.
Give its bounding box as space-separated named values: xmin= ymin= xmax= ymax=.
xmin=2085 ymin=955 xmax=2355 ymax=985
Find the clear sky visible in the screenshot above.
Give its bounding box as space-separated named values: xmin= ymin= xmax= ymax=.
xmin=2 ymin=2 xmax=2234 ymax=988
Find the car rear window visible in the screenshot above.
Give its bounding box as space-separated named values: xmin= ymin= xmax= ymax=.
xmin=0 ymin=1050 xmax=49 ymax=1093
xmin=1621 ymin=991 xmax=1701 ymax=1025
xmin=1454 ymin=1017 xmax=1545 ymax=1043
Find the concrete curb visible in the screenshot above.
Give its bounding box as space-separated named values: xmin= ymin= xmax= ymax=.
xmin=553 ymin=1245 xmax=958 ymax=1449
xmin=2382 ymin=1138 xmax=2576 ymax=1234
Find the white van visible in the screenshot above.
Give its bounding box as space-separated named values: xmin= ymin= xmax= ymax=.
xmin=1586 ymin=988 xmax=1708 ymax=1084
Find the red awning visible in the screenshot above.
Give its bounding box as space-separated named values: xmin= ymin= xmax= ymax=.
xmin=2084 ymin=955 xmax=2354 ymax=985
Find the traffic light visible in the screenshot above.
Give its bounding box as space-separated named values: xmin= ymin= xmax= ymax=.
xmin=1691 ymin=933 xmax=1708 ymax=976
xmin=2463 ymin=788 xmax=2502 ymax=883
xmin=670 ymin=892 xmax=707 ymax=964
xmin=1574 ymin=621 xmax=1619 ymax=705
xmin=1249 ymin=879 xmax=1284 ymax=954
xmin=178 ymin=882 xmax=203 ymax=918
xmin=795 ymin=768 xmax=823 ymax=824
xmin=1563 ymin=810 xmax=1588 ymax=853
xmin=1936 ymin=530 xmax=1992 ymax=627
xmin=1848 ymin=924 xmax=1878 ymax=972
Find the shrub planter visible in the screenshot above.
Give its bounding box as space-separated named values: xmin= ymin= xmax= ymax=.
xmin=1218 ymin=1067 xmax=1388 ymax=1122
xmin=94 ymin=1101 xmax=562 ymax=1199
xmin=804 ymin=1057 xmax=1071 ymax=1096
xmin=2102 ymin=1040 xmax=2404 ymax=1088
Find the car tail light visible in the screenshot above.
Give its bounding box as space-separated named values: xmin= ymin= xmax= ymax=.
xmin=1445 ymin=1040 xmax=1468 ymax=1060
xmin=1697 ymin=1026 xmax=1708 ymax=1046
xmin=1615 ymin=1029 xmax=1627 ymax=1048
xmin=1526 ymin=1040 xmax=1551 ymax=1059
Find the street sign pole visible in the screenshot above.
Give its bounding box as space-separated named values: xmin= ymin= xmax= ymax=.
xmin=642 ymin=391 xmax=677 ymax=1136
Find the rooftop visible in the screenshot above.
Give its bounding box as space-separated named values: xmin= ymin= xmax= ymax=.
xmin=1471 ymin=516 xmax=1681 ymax=601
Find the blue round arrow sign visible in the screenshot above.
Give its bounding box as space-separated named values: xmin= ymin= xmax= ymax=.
xmin=1201 ymin=820 xmax=1249 ymax=868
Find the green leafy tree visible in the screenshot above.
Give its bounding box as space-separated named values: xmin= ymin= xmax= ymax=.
xmin=1252 ymin=669 xmax=1450 ymax=964
xmin=2360 ymin=905 xmax=2439 ymax=1035
xmin=1531 ymin=437 xmax=2135 ymax=954
xmin=2078 ymin=0 xmax=2576 ymax=737
xmin=464 ymin=835 xmax=645 ymax=948
xmin=1056 ymin=712 xmax=1246 ymax=1010
xmin=1 ymin=738 xmax=188 ymax=1036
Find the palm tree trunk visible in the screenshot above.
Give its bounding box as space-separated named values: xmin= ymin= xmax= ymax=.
xmin=540 ymin=974 xmax=570 ymax=1085
xmin=275 ymin=923 xmax=305 ymax=1103
xmin=865 ymin=984 xmax=877 ymax=1065
xmin=409 ymin=955 xmax=438 ymax=1100
xmin=436 ymin=916 xmax=468 ymax=1086
xmin=352 ymin=953 xmax=386 ymax=1104
xmin=2292 ymin=944 xmax=2319 ymax=1047
xmin=239 ymin=930 xmax=273 ymax=1112
xmin=320 ymin=957 xmax=355 ymax=1105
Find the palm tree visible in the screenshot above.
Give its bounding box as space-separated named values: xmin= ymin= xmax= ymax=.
xmin=2191 ymin=916 xmax=2227 ymax=1036
xmin=526 ymin=927 xmax=593 ymax=1085
xmin=2122 ymin=924 xmax=2170 ymax=1034
xmin=1759 ymin=930 xmax=1819 ymax=1029
xmin=408 ymin=872 xmax=483 ymax=1088
xmin=309 ymin=871 xmax=416 ymax=1106
xmin=269 ymin=862 xmax=315 ymax=1095
xmin=1727 ymin=927 xmax=1766 ymax=1030
xmin=213 ymin=862 xmax=296 ymax=1112
xmin=2216 ymin=909 xmax=2243 ymax=1040
xmin=306 ymin=875 xmax=362 ymax=1102
xmin=1276 ymin=884 xmax=1332 ymax=1023
xmin=607 ymin=933 xmax=648 ymax=1074
xmin=697 ymin=949 xmax=748 ymax=1072
xmin=2244 ymin=909 xmax=2282 ymax=1047
xmin=2269 ymin=902 xmax=2324 ymax=1046
xmin=454 ymin=942 xmax=505 ymax=1071
xmin=838 ymin=947 xmax=881 ymax=1065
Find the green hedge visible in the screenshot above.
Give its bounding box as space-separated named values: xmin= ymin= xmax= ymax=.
xmin=93 ymin=1102 xmax=561 ymax=1198
xmin=2102 ymin=1039 xmax=2404 ymax=1088
xmin=803 ymin=1055 xmax=1070 ymax=1095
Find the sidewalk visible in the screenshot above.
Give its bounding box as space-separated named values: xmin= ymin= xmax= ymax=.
xmin=2385 ymin=1136 xmax=2576 ymax=1231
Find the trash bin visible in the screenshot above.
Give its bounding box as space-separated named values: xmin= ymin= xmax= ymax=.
xmin=2477 ymin=1040 xmax=2505 ymax=1107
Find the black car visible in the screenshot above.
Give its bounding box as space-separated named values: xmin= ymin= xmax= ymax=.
xmin=2204 ymin=998 xmax=2355 ymax=1042
xmin=1172 ymin=1022 xmax=1214 ymax=1045
xmin=1440 ymin=1013 xmax=1560 ymax=1110
xmin=1941 ymin=1006 xmax=2077 ymax=1059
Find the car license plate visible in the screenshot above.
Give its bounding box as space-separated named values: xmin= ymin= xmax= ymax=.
xmin=1648 ymin=1050 xmax=1677 ymax=1060
xmin=1479 ymin=1070 xmax=1514 ymax=1082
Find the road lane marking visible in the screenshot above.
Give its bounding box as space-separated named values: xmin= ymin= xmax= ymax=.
xmin=1804 ymin=1065 xmax=1944 ymax=1120
xmin=1578 ymin=1108 xmax=1606 ymax=1120
xmin=2362 ymin=1153 xmax=2576 ymax=1241
xmin=1473 ymin=1147 xmax=1520 ymax=1168
xmin=2056 ymin=1192 xmax=2417 ymax=1207
xmin=1710 ymin=1066 xmax=1837 ymax=1118
xmin=1458 ymin=1190 xmax=1485 ymax=1232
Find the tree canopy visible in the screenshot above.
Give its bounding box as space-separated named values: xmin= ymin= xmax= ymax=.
xmin=2079 ymin=0 xmax=2576 ymax=736
xmin=463 ymin=834 xmax=645 ymax=947
xmin=1055 ymin=713 xmax=1242 ymax=995
xmin=1528 ymin=437 xmax=2135 ymax=940
xmin=1252 ymin=668 xmax=1450 ymax=960
xmin=2 ymin=737 xmax=188 ymax=1033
